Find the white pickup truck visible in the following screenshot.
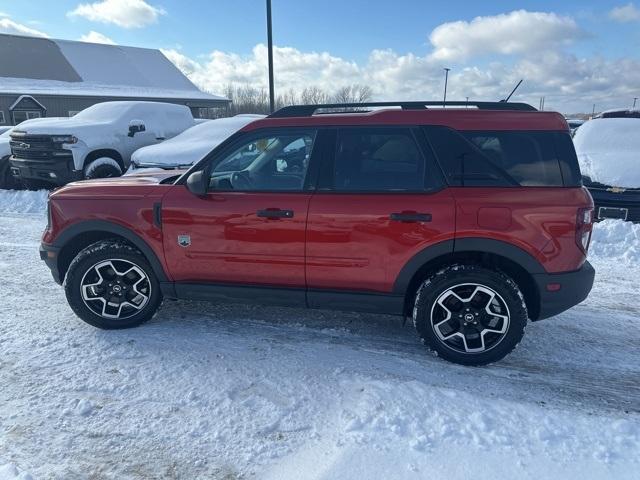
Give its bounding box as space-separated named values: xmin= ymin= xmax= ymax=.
xmin=9 ymin=101 xmax=194 ymax=188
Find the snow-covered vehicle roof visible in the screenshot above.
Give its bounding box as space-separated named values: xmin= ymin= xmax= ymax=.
xmin=12 ymin=102 xmax=194 ymax=138
xmin=573 ymin=117 xmax=640 ymax=188
xmin=595 ymin=108 xmax=640 ymax=119
xmin=129 ymin=114 xmax=265 ymax=171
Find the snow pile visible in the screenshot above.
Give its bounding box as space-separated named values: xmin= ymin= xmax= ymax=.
xmin=0 ymin=463 xmax=33 ymax=480
xmin=589 ymin=219 xmax=640 ymax=264
xmin=573 ymin=118 xmax=640 ymax=188
xmin=0 ymin=189 xmax=48 ymax=215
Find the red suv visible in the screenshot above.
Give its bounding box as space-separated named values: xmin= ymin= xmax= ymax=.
xmin=40 ymin=101 xmax=595 ymax=365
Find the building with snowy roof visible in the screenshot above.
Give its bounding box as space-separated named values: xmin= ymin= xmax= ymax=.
xmin=0 ymin=33 xmax=228 ymax=126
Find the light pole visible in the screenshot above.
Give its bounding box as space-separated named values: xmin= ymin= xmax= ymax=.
xmin=634 ymin=97 xmax=638 ymax=109
xmin=266 ymin=0 xmax=275 ymax=113
xmin=443 ymin=68 xmax=451 ymax=107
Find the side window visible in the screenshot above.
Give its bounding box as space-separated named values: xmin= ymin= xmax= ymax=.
xmin=330 ymin=128 xmax=425 ymax=191
xmin=209 ymin=130 xmax=316 ymax=191
xmin=463 ymin=131 xmax=563 ymax=186
xmin=425 ymin=126 xmax=566 ymax=187
xmin=423 ymin=126 xmax=514 ymax=187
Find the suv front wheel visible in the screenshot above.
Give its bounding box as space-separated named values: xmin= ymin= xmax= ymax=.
xmin=64 ymin=240 xmax=162 ymax=329
xmin=413 ymin=264 xmax=527 ymax=365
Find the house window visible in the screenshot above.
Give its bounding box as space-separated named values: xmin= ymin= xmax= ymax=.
xmin=68 ymin=111 xmax=80 ymax=117
xmin=12 ymin=111 xmax=42 ymax=124
xmin=0 ymin=111 xmax=5 ymax=124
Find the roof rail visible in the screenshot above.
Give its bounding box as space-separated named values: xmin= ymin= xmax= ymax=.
xmin=268 ymin=101 xmax=537 ymax=118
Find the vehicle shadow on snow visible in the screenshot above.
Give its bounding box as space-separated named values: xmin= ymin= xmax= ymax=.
xmin=92 ymin=298 xmax=640 ymax=415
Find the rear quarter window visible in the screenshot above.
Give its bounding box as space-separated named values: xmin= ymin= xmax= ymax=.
xmin=424 ymin=126 xmax=580 ymax=187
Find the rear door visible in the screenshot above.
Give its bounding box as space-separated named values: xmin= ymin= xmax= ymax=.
xmin=305 ymin=126 xmax=456 ymax=303
xmin=162 ymin=127 xmax=319 ymax=289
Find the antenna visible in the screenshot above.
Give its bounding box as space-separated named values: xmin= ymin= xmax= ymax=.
xmin=501 ymin=79 xmax=523 ymax=102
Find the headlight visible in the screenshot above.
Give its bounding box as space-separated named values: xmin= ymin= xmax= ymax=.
xmin=51 ymin=135 xmax=78 ymax=144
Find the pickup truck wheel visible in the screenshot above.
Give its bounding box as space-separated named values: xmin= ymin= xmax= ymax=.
xmin=84 ymin=157 xmax=122 ymax=180
xmin=64 ymin=240 xmax=162 ymax=329
xmin=413 ymin=264 xmax=527 ymax=366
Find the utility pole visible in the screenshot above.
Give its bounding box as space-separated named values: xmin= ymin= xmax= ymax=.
xmin=634 ymin=97 xmax=638 ymax=109
xmin=592 ymin=104 xmax=596 ymax=117
xmin=266 ymin=0 xmax=275 ymax=113
xmin=443 ymin=68 xmax=451 ymax=107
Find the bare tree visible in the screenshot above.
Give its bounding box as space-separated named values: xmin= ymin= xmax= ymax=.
xmin=218 ymin=83 xmax=375 ymax=118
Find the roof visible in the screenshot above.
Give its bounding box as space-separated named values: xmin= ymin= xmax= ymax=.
xmin=243 ymin=108 xmax=569 ymax=132
xmin=0 ymin=33 xmax=227 ymax=103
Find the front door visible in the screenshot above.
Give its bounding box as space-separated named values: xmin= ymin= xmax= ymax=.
xmin=306 ymin=127 xmax=455 ymax=298
xmin=162 ymin=127 xmax=319 ymax=289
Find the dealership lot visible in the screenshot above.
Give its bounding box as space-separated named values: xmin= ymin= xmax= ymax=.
xmin=0 ymin=196 xmax=638 ymax=479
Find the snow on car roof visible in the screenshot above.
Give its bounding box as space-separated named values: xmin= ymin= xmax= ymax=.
xmin=573 ymin=117 xmax=640 ymax=188
xmin=130 ymin=114 xmax=265 ymax=168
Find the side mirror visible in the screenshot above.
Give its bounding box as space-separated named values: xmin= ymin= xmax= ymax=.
xmin=186 ymin=170 xmax=208 ymax=196
xmin=128 ymin=119 xmax=146 ymax=137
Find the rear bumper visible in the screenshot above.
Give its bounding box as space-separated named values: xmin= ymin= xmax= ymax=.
xmin=532 ymin=261 xmax=595 ymax=320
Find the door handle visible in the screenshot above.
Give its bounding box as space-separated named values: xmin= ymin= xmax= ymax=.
xmin=257 ymin=209 xmax=294 ymax=219
xmin=390 ymin=212 xmax=432 ymax=223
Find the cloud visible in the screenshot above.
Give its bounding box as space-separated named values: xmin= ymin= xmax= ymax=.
xmin=429 ymin=10 xmax=583 ymax=62
xmin=79 ymin=30 xmax=116 ymax=44
xmin=609 ymin=3 xmax=640 ymax=22
xmin=162 ymin=40 xmax=640 ymax=113
xmin=0 ymin=17 xmax=48 ymax=37
xmin=68 ymin=0 xmax=165 ymax=28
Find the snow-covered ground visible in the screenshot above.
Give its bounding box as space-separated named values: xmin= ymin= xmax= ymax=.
xmin=0 ymin=192 xmax=638 ymax=479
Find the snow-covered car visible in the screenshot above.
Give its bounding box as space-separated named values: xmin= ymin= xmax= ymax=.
xmin=9 ymin=101 xmax=195 ymax=188
xmin=574 ymin=116 xmax=640 ymax=222
xmin=128 ymin=114 xmax=265 ymax=172
xmin=1 ymin=117 xmax=66 ymax=190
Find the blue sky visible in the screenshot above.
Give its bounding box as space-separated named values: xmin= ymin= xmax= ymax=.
xmin=1 ymin=0 xmax=640 ymax=112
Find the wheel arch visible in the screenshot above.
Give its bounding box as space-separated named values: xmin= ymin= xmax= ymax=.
xmin=84 ymin=149 xmax=125 ymax=172
xmin=54 ymin=220 xmax=168 ymax=284
xmin=394 ymin=238 xmax=543 ymax=320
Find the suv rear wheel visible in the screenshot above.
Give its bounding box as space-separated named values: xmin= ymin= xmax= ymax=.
xmin=84 ymin=157 xmax=122 ymax=180
xmin=413 ymin=264 xmax=527 ymax=365
xmin=64 ymin=240 xmax=162 ymax=329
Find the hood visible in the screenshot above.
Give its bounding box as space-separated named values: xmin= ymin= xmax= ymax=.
xmin=51 ymin=170 xmax=182 ymax=199
xmin=12 ymin=117 xmax=111 ymax=135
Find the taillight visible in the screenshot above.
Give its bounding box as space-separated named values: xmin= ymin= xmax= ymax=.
xmin=576 ymin=207 xmax=593 ymax=254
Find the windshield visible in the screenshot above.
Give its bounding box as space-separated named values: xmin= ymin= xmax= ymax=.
xmin=73 ymin=102 xmax=129 ymax=122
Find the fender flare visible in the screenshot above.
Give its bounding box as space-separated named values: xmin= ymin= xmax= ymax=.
xmin=53 ymin=220 xmax=169 ymax=282
xmin=392 ymin=237 xmax=544 ymax=294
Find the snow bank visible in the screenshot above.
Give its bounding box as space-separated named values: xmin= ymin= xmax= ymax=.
xmin=0 ymin=463 xmax=33 ymax=480
xmin=573 ymin=118 xmax=640 ymax=188
xmin=589 ymin=219 xmax=640 ymax=264
xmin=0 ymin=190 xmax=48 ymax=215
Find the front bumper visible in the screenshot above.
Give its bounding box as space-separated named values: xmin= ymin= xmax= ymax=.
xmin=10 ymin=156 xmax=83 ymax=186
xmin=40 ymin=244 xmax=62 ymax=284
xmin=532 ymin=261 xmax=595 ymax=320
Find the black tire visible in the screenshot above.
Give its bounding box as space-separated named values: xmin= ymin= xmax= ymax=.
xmin=0 ymin=157 xmax=22 ymax=190
xmin=413 ymin=264 xmax=527 ymax=366
xmin=84 ymin=157 xmax=122 ymax=180
xmin=64 ymin=240 xmax=162 ymax=329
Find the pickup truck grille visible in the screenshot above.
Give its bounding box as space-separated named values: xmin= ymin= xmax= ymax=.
xmin=10 ymin=134 xmax=69 ymax=161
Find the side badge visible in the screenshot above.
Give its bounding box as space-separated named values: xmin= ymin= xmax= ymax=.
xmin=178 ymin=235 xmax=191 ymax=247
